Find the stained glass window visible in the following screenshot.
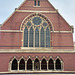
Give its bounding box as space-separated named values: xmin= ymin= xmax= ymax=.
xmin=27 ymin=22 xmax=31 ymax=26
xmin=43 ymin=22 xmax=47 ymax=27
xmin=29 ymin=27 xmax=33 ymax=47
xmin=33 ymin=17 xmax=42 ymax=25
xmin=35 ymin=27 xmax=39 ymax=47
xmin=46 ymin=27 xmax=50 ymax=47
xmin=24 ymin=27 xmax=28 ymax=47
xmin=40 ymin=27 xmax=44 ymax=47
xmin=23 ymin=16 xmax=51 ymax=48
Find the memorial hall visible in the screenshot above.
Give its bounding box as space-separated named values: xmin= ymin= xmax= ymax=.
xmin=0 ymin=0 xmax=74 ymax=75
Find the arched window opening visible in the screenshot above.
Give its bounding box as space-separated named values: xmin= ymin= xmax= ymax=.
xmin=35 ymin=27 xmax=39 ymax=47
xmin=29 ymin=27 xmax=33 ymax=47
xmin=11 ymin=59 xmax=18 ymax=70
xmin=38 ymin=0 xmax=40 ymax=6
xmin=24 ymin=27 xmax=28 ymax=47
xmin=56 ymin=59 xmax=61 ymax=70
xmin=41 ymin=59 xmax=47 ymax=70
xmin=23 ymin=16 xmax=51 ymax=48
xmin=34 ymin=0 xmax=36 ymax=6
xmin=27 ymin=59 xmax=32 ymax=70
xmin=40 ymin=27 xmax=45 ymax=47
xmin=34 ymin=58 xmax=40 ymax=70
xmin=48 ymin=59 xmax=54 ymax=70
xmin=46 ymin=27 xmax=50 ymax=47
xmin=19 ymin=59 xmax=25 ymax=70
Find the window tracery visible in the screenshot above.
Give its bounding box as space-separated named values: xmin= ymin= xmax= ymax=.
xmin=23 ymin=16 xmax=50 ymax=47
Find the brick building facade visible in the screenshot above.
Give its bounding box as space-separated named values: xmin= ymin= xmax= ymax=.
xmin=0 ymin=0 xmax=75 ymax=75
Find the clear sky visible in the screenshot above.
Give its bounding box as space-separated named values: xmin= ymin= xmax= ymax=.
xmin=0 ymin=0 xmax=75 ymax=42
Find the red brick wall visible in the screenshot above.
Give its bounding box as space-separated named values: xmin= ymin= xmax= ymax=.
xmin=0 ymin=53 xmax=75 ymax=72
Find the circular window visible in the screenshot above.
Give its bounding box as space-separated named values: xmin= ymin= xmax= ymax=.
xmin=32 ymin=17 xmax=42 ymax=25
xmin=27 ymin=22 xmax=31 ymax=26
xmin=43 ymin=22 xmax=47 ymax=27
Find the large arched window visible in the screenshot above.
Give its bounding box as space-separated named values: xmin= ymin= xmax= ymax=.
xmin=41 ymin=59 xmax=47 ymax=70
xmin=23 ymin=16 xmax=51 ymax=47
xmin=11 ymin=59 xmax=18 ymax=70
xmin=27 ymin=59 xmax=32 ymax=70
xmin=34 ymin=58 xmax=40 ymax=70
xmin=19 ymin=59 xmax=25 ymax=70
xmin=55 ymin=59 xmax=61 ymax=70
xmin=48 ymin=59 xmax=54 ymax=70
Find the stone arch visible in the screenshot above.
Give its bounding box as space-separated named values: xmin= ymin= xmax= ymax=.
xmin=55 ymin=56 xmax=63 ymax=70
xmin=20 ymin=13 xmax=54 ymax=31
xmin=41 ymin=58 xmax=47 ymax=70
xmin=11 ymin=58 xmax=18 ymax=70
xmin=19 ymin=58 xmax=25 ymax=70
xmin=27 ymin=58 xmax=32 ymax=70
xmin=34 ymin=58 xmax=40 ymax=70
xmin=48 ymin=57 xmax=54 ymax=70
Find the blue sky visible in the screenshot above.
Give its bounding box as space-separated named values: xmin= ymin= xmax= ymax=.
xmin=0 ymin=0 xmax=75 ymax=42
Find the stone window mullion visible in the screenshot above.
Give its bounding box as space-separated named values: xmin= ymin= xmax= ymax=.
xmin=28 ymin=29 xmax=29 ymax=47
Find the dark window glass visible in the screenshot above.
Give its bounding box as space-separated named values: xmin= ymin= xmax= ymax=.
xmin=41 ymin=59 xmax=47 ymax=70
xmin=43 ymin=22 xmax=47 ymax=27
xmin=46 ymin=27 xmax=50 ymax=47
xmin=48 ymin=59 xmax=54 ymax=70
xmin=56 ymin=59 xmax=61 ymax=70
xmin=34 ymin=0 xmax=36 ymax=6
xmin=27 ymin=59 xmax=32 ymax=70
xmin=40 ymin=27 xmax=45 ymax=47
xmin=34 ymin=59 xmax=40 ymax=70
xmin=27 ymin=22 xmax=31 ymax=26
xmin=12 ymin=59 xmax=18 ymax=70
xmin=24 ymin=27 xmax=28 ymax=47
xmin=38 ymin=0 xmax=40 ymax=6
xmin=19 ymin=59 xmax=25 ymax=70
xmin=35 ymin=27 xmax=39 ymax=47
xmin=33 ymin=17 xmax=42 ymax=25
xmin=29 ymin=27 xmax=33 ymax=47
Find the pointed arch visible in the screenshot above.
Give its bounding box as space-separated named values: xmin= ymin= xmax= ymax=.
xmin=29 ymin=27 xmax=34 ymax=47
xmin=46 ymin=27 xmax=50 ymax=47
xmin=34 ymin=58 xmax=40 ymax=70
xmin=11 ymin=59 xmax=18 ymax=70
xmin=41 ymin=58 xmax=47 ymax=70
xmin=55 ymin=59 xmax=61 ymax=70
xmin=20 ymin=13 xmax=54 ymax=31
xmin=48 ymin=59 xmax=54 ymax=70
xmin=40 ymin=27 xmax=45 ymax=47
xmin=27 ymin=58 xmax=32 ymax=70
xmin=23 ymin=27 xmax=28 ymax=47
xmin=19 ymin=59 xmax=25 ymax=70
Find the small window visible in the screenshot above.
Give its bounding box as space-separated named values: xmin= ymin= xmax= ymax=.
xmin=34 ymin=0 xmax=36 ymax=6
xmin=12 ymin=59 xmax=18 ymax=70
xmin=41 ymin=59 xmax=47 ymax=70
xmin=56 ymin=59 xmax=61 ymax=70
xmin=19 ymin=59 xmax=25 ymax=70
xmin=38 ymin=0 xmax=40 ymax=6
xmin=27 ymin=59 xmax=32 ymax=70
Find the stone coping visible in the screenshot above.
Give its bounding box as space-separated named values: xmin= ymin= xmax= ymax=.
xmin=1 ymin=71 xmax=75 ymax=74
xmin=0 ymin=48 xmax=74 ymax=53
